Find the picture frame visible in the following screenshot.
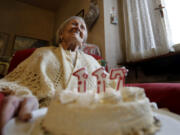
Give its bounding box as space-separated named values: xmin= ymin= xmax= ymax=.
xmin=0 ymin=32 xmax=9 ymax=57
xmin=76 ymin=9 xmax=85 ymax=18
xmin=13 ymin=35 xmax=49 ymax=53
xmin=0 ymin=61 xmax=9 ymax=77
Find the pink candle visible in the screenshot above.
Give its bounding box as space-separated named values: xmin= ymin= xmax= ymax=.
xmin=73 ymin=67 xmax=88 ymax=92
xmin=92 ymin=67 xmax=108 ymax=93
xmin=110 ymin=67 xmax=128 ymax=91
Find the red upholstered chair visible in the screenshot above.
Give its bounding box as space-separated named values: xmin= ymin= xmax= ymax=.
xmin=126 ymin=83 xmax=180 ymax=115
xmin=8 ymin=48 xmax=36 ymax=73
xmin=0 ymin=92 xmax=4 ymax=111
xmin=0 ymin=48 xmax=180 ymax=115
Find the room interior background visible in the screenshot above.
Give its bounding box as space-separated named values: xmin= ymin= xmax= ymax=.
xmin=0 ymin=0 xmax=180 ymax=83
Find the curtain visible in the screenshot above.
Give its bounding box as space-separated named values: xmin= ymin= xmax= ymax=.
xmin=122 ymin=0 xmax=173 ymax=62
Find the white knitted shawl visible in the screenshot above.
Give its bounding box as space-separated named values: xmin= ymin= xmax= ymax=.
xmin=0 ymin=46 xmax=113 ymax=103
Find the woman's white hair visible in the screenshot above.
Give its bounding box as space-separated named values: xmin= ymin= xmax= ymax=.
xmin=56 ymin=16 xmax=88 ymax=45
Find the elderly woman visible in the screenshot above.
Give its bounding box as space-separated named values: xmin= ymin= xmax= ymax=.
xmin=0 ymin=16 xmax=107 ymax=134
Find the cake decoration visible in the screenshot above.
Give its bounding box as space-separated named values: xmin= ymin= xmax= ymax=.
xmin=73 ymin=67 xmax=88 ymax=92
xmin=110 ymin=67 xmax=128 ymax=91
xmin=92 ymin=67 xmax=108 ymax=93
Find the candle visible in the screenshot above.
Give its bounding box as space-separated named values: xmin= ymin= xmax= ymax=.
xmin=110 ymin=67 xmax=128 ymax=91
xmin=73 ymin=67 xmax=88 ymax=92
xmin=92 ymin=67 xmax=108 ymax=93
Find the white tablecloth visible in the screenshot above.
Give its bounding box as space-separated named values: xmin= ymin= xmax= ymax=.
xmin=3 ymin=108 xmax=180 ymax=135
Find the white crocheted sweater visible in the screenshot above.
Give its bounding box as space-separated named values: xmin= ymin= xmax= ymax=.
xmin=0 ymin=46 xmax=115 ymax=105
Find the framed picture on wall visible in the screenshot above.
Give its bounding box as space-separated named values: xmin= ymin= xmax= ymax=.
xmin=76 ymin=9 xmax=85 ymax=18
xmin=0 ymin=32 xmax=9 ymax=57
xmin=0 ymin=61 xmax=9 ymax=77
xmin=13 ymin=35 xmax=49 ymax=53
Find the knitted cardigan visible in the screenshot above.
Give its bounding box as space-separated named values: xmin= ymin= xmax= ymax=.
xmin=0 ymin=46 xmax=114 ymax=106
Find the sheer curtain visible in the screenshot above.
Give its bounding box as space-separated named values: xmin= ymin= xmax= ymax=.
xmin=122 ymin=0 xmax=173 ymax=62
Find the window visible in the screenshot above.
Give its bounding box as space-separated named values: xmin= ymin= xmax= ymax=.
xmin=164 ymin=0 xmax=180 ymax=45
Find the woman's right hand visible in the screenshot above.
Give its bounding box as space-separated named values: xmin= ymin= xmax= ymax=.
xmin=0 ymin=96 xmax=39 ymax=135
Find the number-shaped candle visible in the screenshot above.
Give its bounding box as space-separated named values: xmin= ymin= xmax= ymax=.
xmin=73 ymin=67 xmax=88 ymax=92
xmin=110 ymin=67 xmax=127 ymax=91
xmin=92 ymin=67 xmax=108 ymax=93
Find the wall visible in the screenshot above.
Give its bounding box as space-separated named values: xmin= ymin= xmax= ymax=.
xmin=0 ymin=0 xmax=55 ymax=56
xmin=103 ymin=0 xmax=124 ymax=70
xmin=54 ymin=0 xmax=105 ymax=58
xmin=0 ymin=0 xmax=124 ymax=71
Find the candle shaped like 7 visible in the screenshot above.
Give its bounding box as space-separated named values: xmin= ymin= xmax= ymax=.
xmin=92 ymin=67 xmax=108 ymax=93
xmin=73 ymin=67 xmax=88 ymax=92
xmin=110 ymin=68 xmax=127 ymax=91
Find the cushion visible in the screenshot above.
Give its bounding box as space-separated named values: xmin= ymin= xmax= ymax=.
xmin=81 ymin=43 xmax=101 ymax=56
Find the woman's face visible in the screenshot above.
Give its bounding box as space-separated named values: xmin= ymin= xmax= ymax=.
xmin=60 ymin=18 xmax=87 ymax=51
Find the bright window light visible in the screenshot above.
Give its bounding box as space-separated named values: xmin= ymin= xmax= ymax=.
xmin=165 ymin=0 xmax=180 ymax=45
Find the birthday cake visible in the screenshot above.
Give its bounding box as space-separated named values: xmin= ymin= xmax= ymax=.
xmin=42 ymin=87 xmax=160 ymax=135
xmin=42 ymin=67 xmax=160 ymax=135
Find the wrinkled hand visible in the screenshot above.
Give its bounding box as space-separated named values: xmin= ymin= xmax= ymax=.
xmin=0 ymin=96 xmax=39 ymax=135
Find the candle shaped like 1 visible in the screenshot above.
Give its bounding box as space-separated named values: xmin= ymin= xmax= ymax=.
xmin=110 ymin=67 xmax=128 ymax=91
xmin=73 ymin=67 xmax=88 ymax=92
xmin=92 ymin=67 xmax=108 ymax=93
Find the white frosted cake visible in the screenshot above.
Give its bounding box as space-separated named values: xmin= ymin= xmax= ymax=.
xmin=42 ymin=87 xmax=160 ymax=135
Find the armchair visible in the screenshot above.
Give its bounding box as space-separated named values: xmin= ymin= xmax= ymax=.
xmin=0 ymin=47 xmax=180 ymax=115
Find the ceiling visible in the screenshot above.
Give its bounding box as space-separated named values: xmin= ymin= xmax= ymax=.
xmin=16 ymin=0 xmax=64 ymax=12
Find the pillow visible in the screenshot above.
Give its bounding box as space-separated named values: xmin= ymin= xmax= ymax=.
xmin=81 ymin=43 xmax=101 ymax=56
